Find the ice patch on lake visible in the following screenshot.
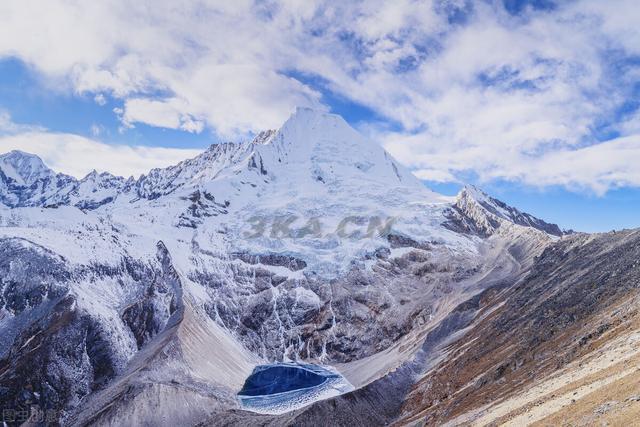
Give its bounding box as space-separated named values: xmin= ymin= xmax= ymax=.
xmin=237 ymin=362 xmax=354 ymax=414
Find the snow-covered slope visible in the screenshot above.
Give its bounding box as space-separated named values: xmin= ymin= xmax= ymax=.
xmin=0 ymin=108 xmax=565 ymax=425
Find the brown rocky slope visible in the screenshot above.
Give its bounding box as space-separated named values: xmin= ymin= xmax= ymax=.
xmin=396 ymin=229 xmax=640 ymax=426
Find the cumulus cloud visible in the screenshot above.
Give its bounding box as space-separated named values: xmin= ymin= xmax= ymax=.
xmin=120 ymin=98 xmax=205 ymax=133
xmin=0 ymin=0 xmax=639 ymax=193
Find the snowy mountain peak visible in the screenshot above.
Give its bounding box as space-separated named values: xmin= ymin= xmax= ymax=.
xmin=0 ymin=110 xmax=444 ymax=212
xmin=0 ymin=150 xmax=55 ymax=185
xmin=459 ymin=185 xmax=491 ymax=204
xmin=256 ymin=107 xmax=430 ymax=193
xmin=453 ymin=185 xmax=565 ymax=236
xmin=277 ymin=107 xmax=361 ymax=153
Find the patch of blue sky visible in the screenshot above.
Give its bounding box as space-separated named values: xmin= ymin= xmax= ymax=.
xmin=501 ymin=0 xmax=558 ymax=15
xmin=0 ymin=58 xmax=215 ymax=149
xmin=435 ymin=0 xmax=475 ymax=25
xmin=394 ymin=38 xmax=442 ymax=73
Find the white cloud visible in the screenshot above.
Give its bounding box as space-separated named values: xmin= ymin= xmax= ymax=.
xmin=89 ymin=123 xmax=104 ymax=137
xmin=0 ymin=130 xmax=201 ymax=178
xmin=413 ymin=168 xmax=459 ymax=183
xmin=381 ymin=129 xmax=640 ymax=196
xmin=0 ymin=0 xmax=324 ymax=137
xmin=0 ymin=110 xmax=44 ymax=134
xmin=121 ymin=98 xmax=204 ymax=133
xmin=0 ymin=0 xmax=639 ymax=192
xmin=522 ymin=135 xmax=640 ymax=195
xmin=94 ymin=93 xmax=107 ymax=106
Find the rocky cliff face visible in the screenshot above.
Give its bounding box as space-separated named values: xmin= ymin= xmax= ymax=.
xmin=0 ymin=109 xmax=630 ymax=427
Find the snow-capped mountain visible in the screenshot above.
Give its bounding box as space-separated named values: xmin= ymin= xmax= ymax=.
xmin=0 ymin=150 xmax=56 ymax=185
xmin=0 ymin=150 xmax=75 ymax=208
xmin=0 ymin=150 xmax=128 ymax=210
xmin=0 ymin=108 xmax=574 ymax=426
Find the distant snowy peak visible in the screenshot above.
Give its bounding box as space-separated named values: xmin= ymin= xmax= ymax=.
xmin=0 ymin=150 xmax=56 ymax=185
xmin=134 ymin=141 xmax=253 ymax=200
xmin=0 ymin=151 xmax=129 ymax=209
xmin=0 ymin=150 xmax=77 ymax=208
xmin=448 ymin=185 xmax=566 ymax=237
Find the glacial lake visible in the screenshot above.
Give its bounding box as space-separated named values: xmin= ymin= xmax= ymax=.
xmin=237 ymin=362 xmax=354 ymax=414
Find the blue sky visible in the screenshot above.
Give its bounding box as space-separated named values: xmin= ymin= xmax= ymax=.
xmin=0 ymin=58 xmax=214 ymax=149
xmin=0 ymin=0 xmax=639 ymax=232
